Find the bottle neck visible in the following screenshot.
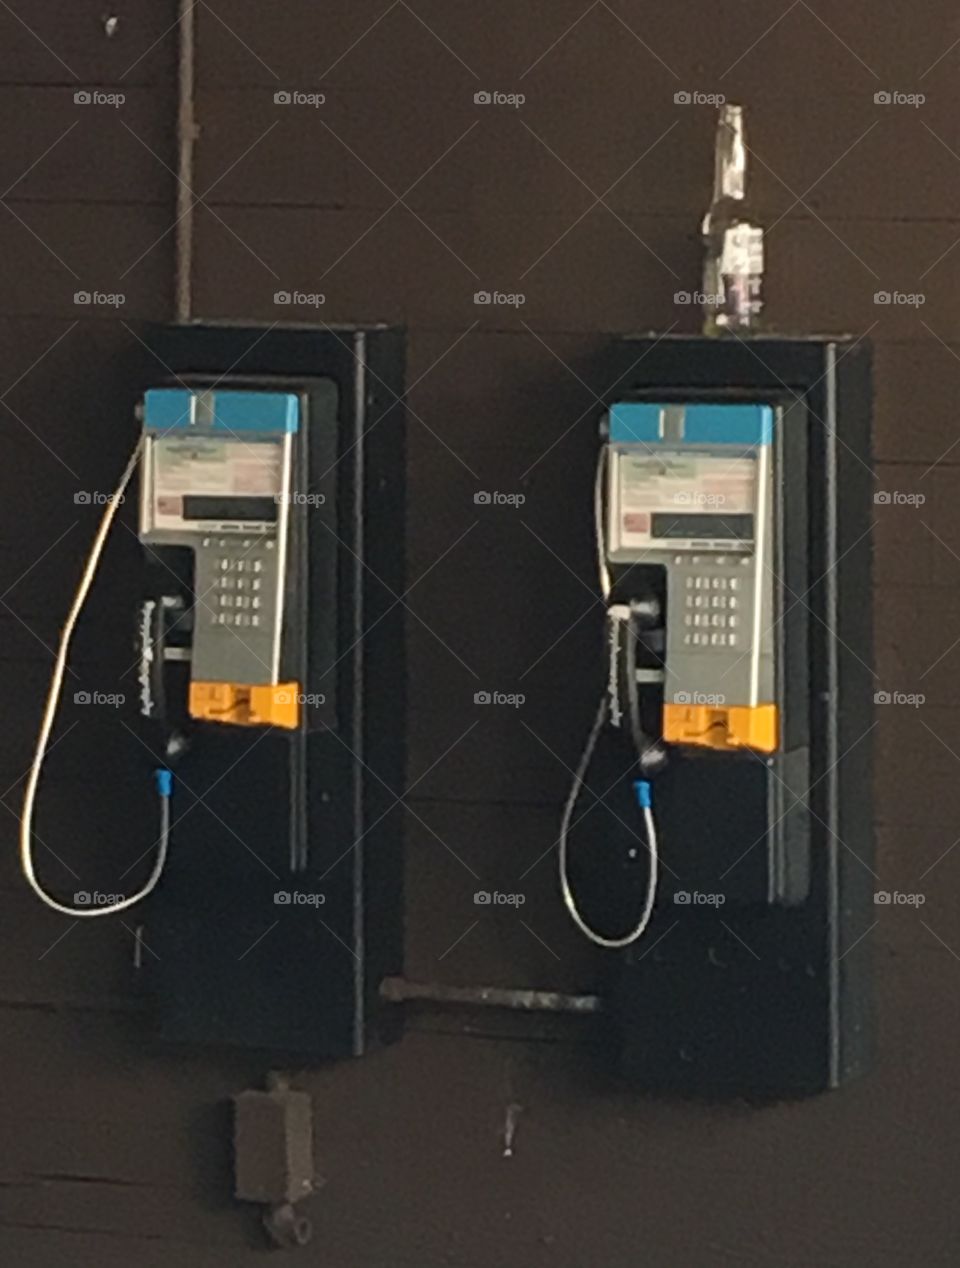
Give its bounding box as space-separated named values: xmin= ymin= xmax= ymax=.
xmin=712 ymin=106 xmax=747 ymax=203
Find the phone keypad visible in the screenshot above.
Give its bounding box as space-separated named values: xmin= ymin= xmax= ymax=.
xmin=205 ymin=542 xmax=272 ymax=629
xmin=682 ymin=574 xmax=741 ymax=647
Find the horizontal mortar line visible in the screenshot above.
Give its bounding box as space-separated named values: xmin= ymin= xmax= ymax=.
xmin=2 ymin=86 xmax=957 ymax=106
xmin=0 ymin=320 xmax=946 ymax=351
xmin=404 ymin=1014 xmax=602 ymax=1047
xmin=0 ymin=996 xmax=142 ymax=1016
xmin=0 ymin=641 xmax=141 ymax=655
xmin=0 ymin=188 xmax=944 ymax=228
xmin=873 ymin=457 xmax=960 ymax=467
xmin=404 ymin=793 xmax=597 ymax=810
xmin=0 ymin=312 xmax=171 ymax=326
xmin=0 ymin=82 xmax=169 ymax=92
xmin=3 ymin=1175 xmax=218 ymax=1206
xmin=875 ymin=585 xmax=960 ymax=598
xmin=0 ymin=195 xmax=175 ymax=210
xmin=876 ymin=824 xmax=960 ymax=836
xmin=192 ymin=201 xmax=960 ymax=228
xmin=0 ymin=319 xmax=957 ymax=350
xmin=0 ymin=1218 xmax=251 ymax=1249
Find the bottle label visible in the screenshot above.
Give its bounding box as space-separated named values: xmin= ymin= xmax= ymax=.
xmin=718 ymin=225 xmax=764 ymax=327
xmin=720 ymin=224 xmax=763 ymax=277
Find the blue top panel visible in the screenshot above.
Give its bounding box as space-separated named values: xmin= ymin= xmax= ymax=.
xmin=143 ymin=389 xmax=300 ymax=434
xmin=608 ymin=403 xmax=661 ymax=444
xmin=683 ymin=404 xmax=774 ymax=446
xmin=608 ymin=402 xmax=773 ymax=447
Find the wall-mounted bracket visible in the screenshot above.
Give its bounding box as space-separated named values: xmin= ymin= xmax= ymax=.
xmin=233 ymin=1073 xmax=317 ymax=1249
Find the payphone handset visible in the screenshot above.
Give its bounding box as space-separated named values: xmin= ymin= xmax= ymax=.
xmin=20 ymin=388 xmax=304 ymax=918
xmin=559 ymin=401 xmax=778 ymax=947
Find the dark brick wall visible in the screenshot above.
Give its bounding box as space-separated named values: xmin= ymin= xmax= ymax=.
xmin=1 ymin=3 xmax=958 ymax=1264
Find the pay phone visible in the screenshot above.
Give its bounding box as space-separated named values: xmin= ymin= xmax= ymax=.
xmin=138 ymin=387 xmax=303 ymax=733
xmin=560 ymin=401 xmax=792 ymax=949
xmin=564 ymin=335 xmax=874 ymax=1096
xmin=605 ymin=402 xmax=777 ymax=754
xmin=21 ymin=324 xmax=406 ymax=1058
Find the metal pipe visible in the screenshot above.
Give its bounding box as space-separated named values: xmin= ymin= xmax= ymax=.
xmin=174 ymin=0 xmax=198 ymax=323
xmin=380 ymin=977 xmax=603 ymax=1015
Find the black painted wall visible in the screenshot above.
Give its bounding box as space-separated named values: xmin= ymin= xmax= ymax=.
xmin=1 ymin=3 xmax=958 ymax=1264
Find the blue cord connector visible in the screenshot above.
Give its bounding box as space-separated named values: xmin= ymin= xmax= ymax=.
xmin=633 ymin=779 xmax=652 ymax=809
xmin=154 ymin=768 xmax=173 ymax=798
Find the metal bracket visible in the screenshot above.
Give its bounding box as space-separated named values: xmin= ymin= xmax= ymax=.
xmin=233 ymin=1072 xmax=317 ymax=1250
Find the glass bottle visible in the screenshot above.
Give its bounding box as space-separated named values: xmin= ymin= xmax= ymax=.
xmin=701 ymin=104 xmax=764 ymax=335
